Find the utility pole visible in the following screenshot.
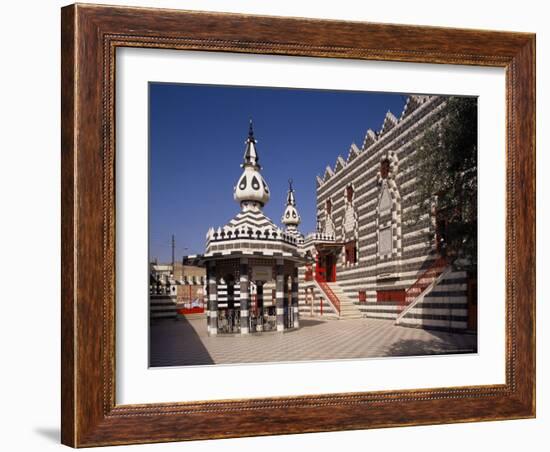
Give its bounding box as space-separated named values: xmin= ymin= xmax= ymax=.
xmin=171 ymin=234 xmax=175 ymax=272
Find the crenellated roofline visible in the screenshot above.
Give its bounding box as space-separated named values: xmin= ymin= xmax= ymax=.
xmin=316 ymin=94 xmax=436 ymax=187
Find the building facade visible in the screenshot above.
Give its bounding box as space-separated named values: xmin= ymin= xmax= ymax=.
xmin=298 ymin=95 xmax=477 ymax=333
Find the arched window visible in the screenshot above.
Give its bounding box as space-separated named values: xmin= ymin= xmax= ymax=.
xmin=345 ymin=240 xmax=357 ymax=264
xmin=326 ymin=199 xmax=332 ymax=215
xmin=380 ymin=159 xmax=390 ymax=179
xmin=346 ymin=185 xmax=354 ymax=202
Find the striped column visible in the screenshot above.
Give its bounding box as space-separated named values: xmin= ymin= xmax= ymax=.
xmin=276 ymin=259 xmax=285 ymax=332
xmin=208 ymin=262 xmax=218 ymax=336
xmin=291 ymin=265 xmax=300 ymax=328
xmin=239 ymin=258 xmax=249 ymax=335
xmin=256 ymin=282 xmax=264 ymax=332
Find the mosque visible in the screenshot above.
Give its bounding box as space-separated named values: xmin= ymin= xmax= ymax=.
xmin=188 ymin=94 xmax=476 ymax=336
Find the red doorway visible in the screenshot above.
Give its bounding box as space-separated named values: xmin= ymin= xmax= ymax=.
xmin=316 ymin=253 xmax=336 ymax=282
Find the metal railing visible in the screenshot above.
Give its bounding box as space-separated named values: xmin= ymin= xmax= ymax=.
xmin=317 ymin=281 xmax=341 ymax=315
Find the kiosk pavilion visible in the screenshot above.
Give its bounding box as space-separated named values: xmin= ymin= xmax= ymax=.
xmin=197 ymin=122 xmax=306 ymax=335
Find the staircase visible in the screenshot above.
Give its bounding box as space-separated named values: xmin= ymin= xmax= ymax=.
xmin=396 ymin=256 xmax=450 ymax=323
xmin=396 ymin=268 xmax=467 ymax=331
xmin=403 ymin=256 xmax=448 ymax=309
xmin=150 ymin=294 xmax=178 ymax=320
xmin=318 ymin=281 xmax=363 ymax=319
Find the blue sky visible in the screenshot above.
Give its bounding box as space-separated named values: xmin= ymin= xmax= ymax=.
xmin=149 ymin=83 xmax=407 ymax=263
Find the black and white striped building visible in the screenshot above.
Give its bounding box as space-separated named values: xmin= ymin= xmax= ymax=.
xmin=297 ymin=95 xmax=477 ymax=333
xmin=195 ymin=121 xmax=306 ymax=336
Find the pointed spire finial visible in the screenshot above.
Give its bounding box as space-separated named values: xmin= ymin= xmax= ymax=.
xmin=248 ymin=118 xmax=254 ymax=139
xmin=286 ymin=178 xmax=296 ymax=207
xmin=235 ymin=119 xmax=269 ymax=210
xmin=282 ymin=178 xmax=300 ymax=231
xmin=243 ymin=118 xmax=260 ymax=168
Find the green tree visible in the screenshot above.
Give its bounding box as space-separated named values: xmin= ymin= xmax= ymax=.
xmin=407 ymin=96 xmax=478 ymax=269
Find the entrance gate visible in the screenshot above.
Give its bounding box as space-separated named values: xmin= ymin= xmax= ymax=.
xmin=315 ymin=252 xmax=337 ymax=283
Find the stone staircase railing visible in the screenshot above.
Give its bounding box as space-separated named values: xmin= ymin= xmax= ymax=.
xmin=403 ymin=256 xmax=448 ymax=311
xmin=396 ymin=258 xmax=451 ymax=323
xmin=316 ymin=280 xmax=341 ymax=315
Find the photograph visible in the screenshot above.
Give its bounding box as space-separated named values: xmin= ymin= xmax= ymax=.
xmin=0 ymin=0 xmax=542 ymax=449
xmin=148 ymin=83 xmax=479 ymax=367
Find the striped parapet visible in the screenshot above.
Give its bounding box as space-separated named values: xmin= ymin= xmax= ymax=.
xmin=149 ymin=294 xmax=179 ymax=319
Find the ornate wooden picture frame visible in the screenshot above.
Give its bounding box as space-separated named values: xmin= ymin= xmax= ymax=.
xmin=61 ymin=3 xmax=535 ymax=447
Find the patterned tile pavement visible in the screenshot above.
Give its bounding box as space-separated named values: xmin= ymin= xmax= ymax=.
xmin=150 ymin=316 xmax=477 ymax=367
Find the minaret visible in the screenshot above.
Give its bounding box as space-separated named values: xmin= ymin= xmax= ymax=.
xmin=233 ymin=120 xmax=270 ymax=212
xmin=281 ymin=179 xmax=302 ymax=236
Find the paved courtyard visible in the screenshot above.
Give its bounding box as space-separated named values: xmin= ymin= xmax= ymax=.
xmin=150 ymin=316 xmax=477 ymax=367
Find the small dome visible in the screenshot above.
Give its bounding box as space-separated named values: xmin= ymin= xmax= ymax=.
xmin=234 ymin=166 xmax=270 ymax=208
xmin=281 ymin=179 xmax=301 ymax=228
xmin=282 ymin=204 xmax=300 ymax=226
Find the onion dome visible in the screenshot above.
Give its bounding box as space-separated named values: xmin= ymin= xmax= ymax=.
xmin=233 ymin=120 xmax=270 ymax=211
xmin=281 ymin=179 xmax=301 ymax=231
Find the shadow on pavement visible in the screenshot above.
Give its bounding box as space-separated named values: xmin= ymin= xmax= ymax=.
xmin=384 ymin=333 xmax=477 ymax=357
xmin=150 ymin=317 xmax=214 ymax=367
xmin=298 ymin=318 xmax=326 ymax=328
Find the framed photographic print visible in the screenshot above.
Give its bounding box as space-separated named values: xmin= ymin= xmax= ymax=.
xmin=61 ymin=3 xmax=535 ymax=447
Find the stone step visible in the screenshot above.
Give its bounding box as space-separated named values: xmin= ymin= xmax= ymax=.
xmin=319 ymin=282 xmax=363 ymax=320
xmin=339 ymin=314 xmax=363 ymax=319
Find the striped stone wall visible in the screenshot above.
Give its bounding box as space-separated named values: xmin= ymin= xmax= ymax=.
xmin=356 ymin=301 xmax=401 ymax=320
xmin=396 ymin=270 xmax=470 ymax=332
xmin=311 ymin=96 xmax=452 ymax=306
xmin=216 ymin=283 xmax=241 ymax=308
